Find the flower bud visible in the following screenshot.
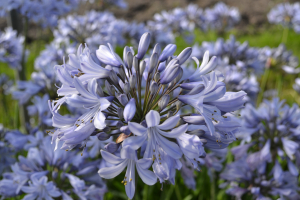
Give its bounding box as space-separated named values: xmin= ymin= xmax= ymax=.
xmin=159 ymin=44 xmax=176 ymax=62
xmin=124 ymin=98 xmax=136 ymax=122
xmin=133 ymin=56 xmax=139 ymax=72
xmin=123 ymin=82 xmax=130 ymax=94
xmin=175 ymin=101 xmax=182 ymax=111
xmin=160 ymin=64 xmax=181 ymax=84
xmin=117 ymin=107 xmax=124 ymax=119
xmin=149 ymin=53 xmax=158 ymax=74
xmin=118 ymin=94 xmax=129 ymax=106
xmin=129 ymin=74 xmax=136 ymax=90
xmin=116 ymin=121 xmax=124 ymax=128
xmin=140 ymin=60 xmax=146 ymax=75
xmin=60 ymin=172 xmax=66 ymax=181
xmin=153 ymin=43 xmax=161 ymax=56
xmin=119 ymin=67 xmax=126 ymax=80
xmin=123 ymin=46 xmax=133 ymax=68
xmin=120 ymin=126 xmax=131 ymax=135
xmin=177 ymin=47 xmax=192 ymax=65
xmin=166 ymin=56 xmax=173 ymax=65
xmin=52 ymin=171 xmax=58 ymax=179
xmin=174 ymin=67 xmax=183 ymax=83
xmin=97 ymin=132 xmax=110 ymax=141
xmin=176 ymin=118 xmax=184 ymax=127
xmin=102 ymin=126 xmax=111 ymax=133
xmin=110 ymin=70 xmax=119 ymax=85
xmin=126 ymin=51 xmax=133 ymax=69
xmin=104 ymin=142 xmax=120 ymax=153
xmin=154 ymin=72 xmax=160 ymax=82
xmin=158 ymin=94 xmax=170 ymax=111
xmin=97 ymin=83 xmax=104 ymax=96
xmin=150 ymin=82 xmax=159 ymax=95
xmin=167 ymin=111 xmax=173 ymax=118
xmin=137 ymin=32 xmax=151 ymax=60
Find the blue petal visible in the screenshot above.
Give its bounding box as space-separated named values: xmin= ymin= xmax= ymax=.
xmin=146 ymin=110 xmax=160 ymax=127
xmin=157 ymin=115 xmax=180 ymax=130
xmin=98 ymin=160 xmax=128 ymax=179
xmin=100 ymin=150 xmax=124 ymax=164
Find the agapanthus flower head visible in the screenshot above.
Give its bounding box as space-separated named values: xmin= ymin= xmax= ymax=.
xmin=189 ymin=35 xmax=263 ymax=103
xmin=220 ymin=155 xmax=300 ymax=200
xmin=0 ymin=27 xmax=26 ymax=69
xmin=0 ymin=0 xmax=80 ymax=28
xmin=50 ymin=32 xmax=246 ymax=199
xmin=0 ymin=133 xmax=107 ymax=199
xmin=54 ymin=10 xmax=125 ymax=51
xmin=268 ymin=2 xmax=300 ymax=33
xmin=147 ymin=4 xmax=206 ymax=44
xmin=205 ymin=2 xmax=240 ymax=31
xmin=258 ymin=43 xmax=299 ymax=74
xmin=238 ymin=98 xmax=300 ymax=170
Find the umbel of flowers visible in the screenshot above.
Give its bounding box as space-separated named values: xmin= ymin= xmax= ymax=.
xmin=50 ymin=32 xmax=247 ymax=199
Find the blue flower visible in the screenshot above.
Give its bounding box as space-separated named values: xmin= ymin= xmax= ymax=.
xmin=21 ymin=175 xmax=61 ymax=200
xmin=98 ymin=147 xmax=157 ymax=199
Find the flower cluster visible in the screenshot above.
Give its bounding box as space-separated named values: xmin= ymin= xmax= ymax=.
xmin=0 ymin=129 xmax=108 ymax=199
xmin=189 ymin=35 xmax=263 ymax=103
xmin=205 ymin=2 xmax=240 ymax=32
xmin=258 ymin=43 xmax=299 ymax=74
xmin=49 ymin=32 xmax=246 ymax=198
xmin=220 ymin=98 xmax=300 ymax=199
xmin=147 ymin=4 xmax=206 ymax=44
xmin=0 ymin=0 xmax=80 ymax=28
xmin=0 ymin=27 xmax=25 ymax=69
xmin=268 ymin=2 xmax=300 ymax=33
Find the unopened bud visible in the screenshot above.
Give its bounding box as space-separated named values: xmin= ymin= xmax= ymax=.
xmin=52 ymin=171 xmax=58 ymax=179
xmin=109 ymin=86 xmax=115 ymax=96
xmin=167 ymin=111 xmax=173 ymax=118
xmin=104 ymin=142 xmax=120 ymax=153
xmin=110 ymin=70 xmax=119 ymax=85
xmin=175 ymin=101 xmax=182 ymax=111
xmin=119 ymin=67 xmax=126 ymax=80
xmin=149 ymin=53 xmax=158 ymax=74
xmin=188 ymin=129 xmax=205 ymax=136
xmin=158 ymin=94 xmax=170 ymax=111
xmin=153 ymin=43 xmax=161 ymax=56
xmin=174 ymin=67 xmax=183 ymax=83
xmin=176 ymin=118 xmax=184 ymax=127
xmin=60 ymin=172 xmax=66 ymax=181
xmin=118 ymin=94 xmax=129 ymax=106
xmin=133 ymin=56 xmax=139 ymax=72
xmin=166 ymin=56 xmax=172 ymax=65
xmin=126 ymin=51 xmax=133 ymax=69
xmin=123 ymin=82 xmax=130 ymax=94
xmin=120 ymin=126 xmax=131 ymax=135
xmin=129 ymin=74 xmax=136 ymax=90
xmin=97 ymin=132 xmax=110 ymax=141
xmin=117 ymin=107 xmax=124 ymax=119
xmin=150 ymin=82 xmax=158 ymax=95
xmin=116 ymin=121 xmax=124 ymax=129
xmin=140 ymin=60 xmax=146 ymax=75
xmin=154 ymin=72 xmax=160 ymax=82
xmin=97 ymin=83 xmax=104 ymax=96
xmin=177 ymin=47 xmax=192 ymax=65
xmin=102 ymin=126 xmax=111 ymax=133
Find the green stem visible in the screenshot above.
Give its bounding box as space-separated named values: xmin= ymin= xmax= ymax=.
xmin=143 ymin=184 xmax=148 ymax=200
xmin=281 ymin=27 xmax=289 ymax=44
xmin=257 ymin=68 xmax=270 ymax=105
xmin=174 ymin=184 xmax=182 ymax=200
